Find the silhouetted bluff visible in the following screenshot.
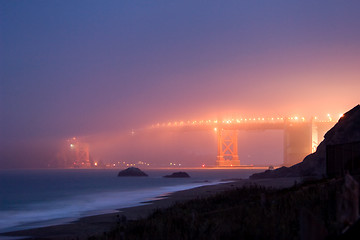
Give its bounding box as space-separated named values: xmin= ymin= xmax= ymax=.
xmin=251 ymin=104 xmax=360 ymax=179
xmin=118 ymin=167 xmax=148 ymax=177
xmin=163 ymin=172 xmax=190 ymax=178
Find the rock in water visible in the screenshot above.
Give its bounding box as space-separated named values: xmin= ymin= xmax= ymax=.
xmin=250 ymin=104 xmax=360 ymax=179
xmin=163 ymin=172 xmax=190 ymax=178
xmin=118 ymin=167 xmax=148 ymax=177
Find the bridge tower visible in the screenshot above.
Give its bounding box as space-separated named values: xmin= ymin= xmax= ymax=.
xmin=283 ymin=122 xmax=312 ymax=167
xmin=68 ymin=137 xmax=91 ymax=168
xmin=216 ymin=129 xmax=240 ymax=166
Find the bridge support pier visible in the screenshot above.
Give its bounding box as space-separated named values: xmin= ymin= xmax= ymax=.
xmin=283 ymin=122 xmax=312 ymax=167
xmin=209 ymin=118 xmax=335 ymax=168
xmin=216 ymin=129 xmax=240 ymax=167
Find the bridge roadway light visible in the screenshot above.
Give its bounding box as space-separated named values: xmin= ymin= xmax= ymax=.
xmin=327 ymin=114 xmax=332 ymax=121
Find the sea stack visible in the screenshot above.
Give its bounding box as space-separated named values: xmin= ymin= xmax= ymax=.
xmin=117 ymin=167 xmax=148 ymax=177
xmin=163 ymin=172 xmax=190 ymax=178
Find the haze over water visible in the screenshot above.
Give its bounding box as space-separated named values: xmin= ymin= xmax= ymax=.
xmin=1 ymin=1 xmax=360 ymax=168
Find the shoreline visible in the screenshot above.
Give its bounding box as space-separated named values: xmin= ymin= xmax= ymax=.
xmin=1 ymin=177 xmax=300 ymax=240
xmin=0 ymin=179 xmax=224 ymax=234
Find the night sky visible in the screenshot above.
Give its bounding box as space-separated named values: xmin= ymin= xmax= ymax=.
xmin=1 ymin=1 xmax=360 ymax=168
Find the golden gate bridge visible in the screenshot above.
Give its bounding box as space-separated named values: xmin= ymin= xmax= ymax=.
xmin=62 ymin=114 xmax=341 ymax=168
xmin=149 ymin=115 xmax=339 ymax=167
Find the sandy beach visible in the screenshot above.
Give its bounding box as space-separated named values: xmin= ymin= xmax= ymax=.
xmin=1 ymin=177 xmax=300 ymax=240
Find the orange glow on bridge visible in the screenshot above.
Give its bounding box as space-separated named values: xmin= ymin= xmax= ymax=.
xmin=147 ymin=114 xmax=341 ymax=167
xmin=150 ymin=115 xmax=341 ymax=130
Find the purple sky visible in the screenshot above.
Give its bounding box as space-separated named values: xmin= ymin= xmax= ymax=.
xmin=1 ymin=1 xmax=360 ymax=168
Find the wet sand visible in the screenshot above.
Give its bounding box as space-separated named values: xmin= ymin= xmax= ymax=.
xmin=1 ymin=177 xmax=300 ymax=240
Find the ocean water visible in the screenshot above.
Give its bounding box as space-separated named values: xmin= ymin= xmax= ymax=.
xmin=0 ymin=168 xmax=262 ymax=233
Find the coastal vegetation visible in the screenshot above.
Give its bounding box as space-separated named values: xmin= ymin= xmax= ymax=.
xmin=93 ymin=177 xmax=357 ymax=240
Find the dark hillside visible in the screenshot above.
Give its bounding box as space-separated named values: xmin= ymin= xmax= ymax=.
xmin=92 ymin=177 xmax=358 ymax=240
